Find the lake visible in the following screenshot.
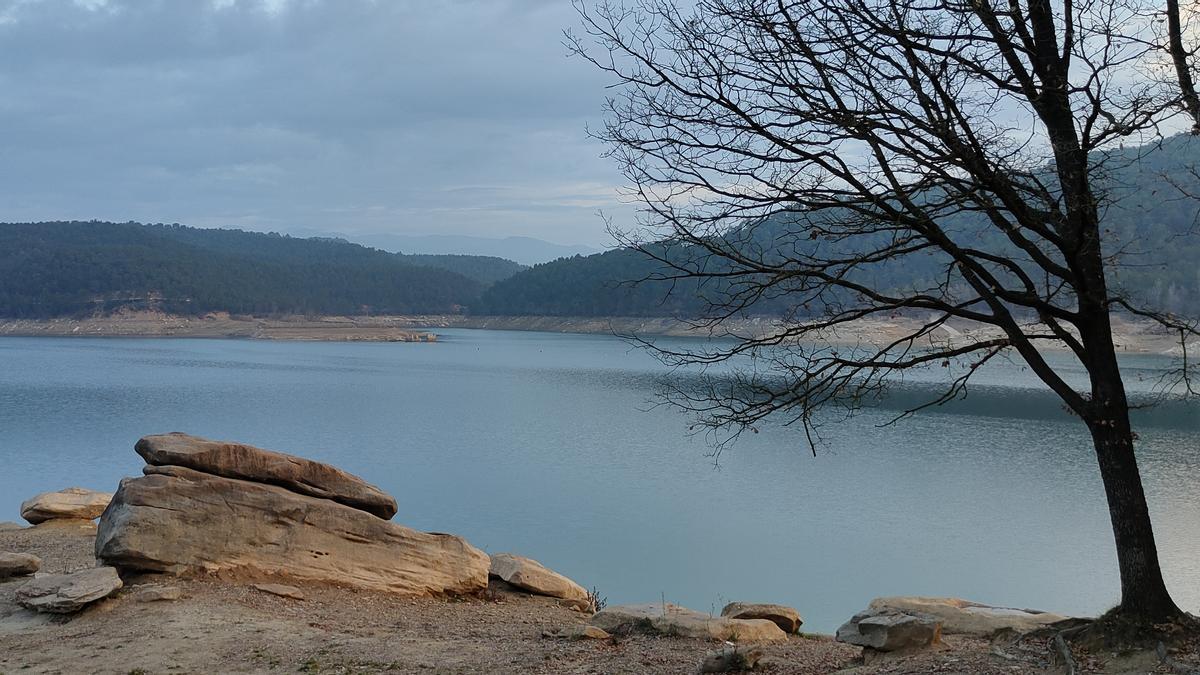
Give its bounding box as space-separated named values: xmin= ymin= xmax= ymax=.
xmin=1 ymin=329 xmax=1197 ymax=632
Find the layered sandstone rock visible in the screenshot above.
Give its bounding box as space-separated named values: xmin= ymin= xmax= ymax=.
xmin=590 ymin=603 xmax=788 ymax=643
xmin=868 ymin=597 xmax=1066 ymax=636
xmin=96 ymin=464 xmax=488 ymax=596
xmin=489 ymin=553 xmax=588 ymax=601
xmin=720 ymin=602 xmax=803 ymax=633
xmin=135 ymin=433 xmax=397 ymax=519
xmin=15 ymin=567 xmax=123 ymax=614
xmin=20 ymin=487 xmax=112 ymax=524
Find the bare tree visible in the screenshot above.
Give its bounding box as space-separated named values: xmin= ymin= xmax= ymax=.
xmin=570 ymin=0 xmax=1200 ymax=640
xmin=1165 ymin=0 xmax=1200 ymax=131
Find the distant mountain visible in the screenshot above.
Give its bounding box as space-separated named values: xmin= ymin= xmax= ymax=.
xmin=341 ymin=233 xmax=602 ymax=266
xmin=0 ymin=221 xmax=488 ymax=318
xmin=478 ymin=135 xmax=1200 ymax=318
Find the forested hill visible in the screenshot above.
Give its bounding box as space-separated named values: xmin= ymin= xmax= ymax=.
xmin=478 ymin=135 xmax=1200 ymax=318
xmin=0 ymin=221 xmax=513 ymax=318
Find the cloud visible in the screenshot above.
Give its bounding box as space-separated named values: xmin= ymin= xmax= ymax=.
xmin=0 ymin=0 xmax=629 ymax=246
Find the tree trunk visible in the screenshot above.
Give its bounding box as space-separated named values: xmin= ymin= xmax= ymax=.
xmin=1086 ymin=348 xmax=1183 ymax=621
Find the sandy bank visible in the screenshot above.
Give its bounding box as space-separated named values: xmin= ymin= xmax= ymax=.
xmin=1 ymin=311 xmax=1193 ymax=355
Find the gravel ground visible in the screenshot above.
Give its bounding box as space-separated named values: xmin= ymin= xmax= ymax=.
xmin=0 ymin=524 xmax=1188 ymax=674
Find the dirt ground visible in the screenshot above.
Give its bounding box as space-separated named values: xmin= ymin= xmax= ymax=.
xmin=4 ymin=524 xmax=1199 ymax=674
xmin=0 ymin=524 xmax=1075 ymax=675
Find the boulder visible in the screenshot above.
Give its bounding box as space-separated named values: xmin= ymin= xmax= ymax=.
xmin=590 ymin=603 xmax=787 ymax=643
xmin=96 ymin=465 xmax=488 ymax=597
xmin=836 ymin=609 xmax=941 ymax=651
xmin=868 ymin=597 xmax=1067 ymax=636
xmin=15 ymin=567 xmax=123 ymax=613
xmin=254 ymin=583 xmax=305 ymax=600
xmin=488 ymin=553 xmax=588 ymax=601
xmin=20 ymin=487 xmax=112 ymax=524
xmin=135 ymin=433 xmax=397 ymax=520
xmin=720 ymin=602 xmax=803 ymax=633
xmin=0 ymin=552 xmax=41 ymax=578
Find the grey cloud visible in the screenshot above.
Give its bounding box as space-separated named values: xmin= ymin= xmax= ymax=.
xmin=0 ymin=0 xmax=628 ymax=247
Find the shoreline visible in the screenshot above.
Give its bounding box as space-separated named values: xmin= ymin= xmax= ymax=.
xmin=0 ymin=312 xmax=1193 ymax=354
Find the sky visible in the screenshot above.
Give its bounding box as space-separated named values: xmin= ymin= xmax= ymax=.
xmin=0 ymin=0 xmax=628 ymax=247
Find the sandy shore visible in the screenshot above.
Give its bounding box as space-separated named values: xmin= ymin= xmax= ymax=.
xmin=2 ymin=312 xmax=1193 ymax=355
xmin=0 ymin=522 xmax=1075 ymax=675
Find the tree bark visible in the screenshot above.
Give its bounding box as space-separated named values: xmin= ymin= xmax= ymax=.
xmin=1085 ymin=338 xmax=1183 ymax=620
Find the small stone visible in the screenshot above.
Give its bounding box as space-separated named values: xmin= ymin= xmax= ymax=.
xmin=253 ymin=583 xmax=305 ymax=600
xmin=720 ymin=602 xmax=803 ymax=633
xmin=15 ymin=566 xmax=123 ymax=614
xmin=131 ymin=585 xmax=183 ymax=602
xmin=699 ymin=646 xmax=763 ymax=673
xmin=543 ymin=625 xmax=611 ymax=640
xmin=0 ymin=552 xmax=41 ymax=578
xmin=559 ymin=597 xmax=592 ymax=612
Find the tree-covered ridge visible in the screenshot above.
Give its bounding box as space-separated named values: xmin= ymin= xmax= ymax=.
xmin=479 ymin=135 xmax=1200 ymax=318
xmin=0 ymin=221 xmax=488 ymax=318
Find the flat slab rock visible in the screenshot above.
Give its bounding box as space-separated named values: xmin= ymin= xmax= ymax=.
xmin=254 ymin=583 xmax=305 ymax=600
xmin=721 ymin=602 xmax=803 ymax=633
xmin=836 ymin=609 xmax=941 ymax=652
xmin=136 ymin=433 xmax=397 ymax=520
xmin=869 ymin=596 xmax=1067 ymax=636
xmin=590 ymin=603 xmax=787 ymax=643
xmin=0 ymin=552 xmax=41 ymax=578
xmin=96 ymin=465 xmax=488 ymax=597
xmin=15 ymin=567 xmax=123 ymax=614
xmin=20 ymin=487 xmax=112 ymax=524
xmin=489 ymin=553 xmax=587 ymax=601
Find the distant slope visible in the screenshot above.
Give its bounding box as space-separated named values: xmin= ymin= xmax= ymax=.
xmin=402 ymin=254 xmax=525 ymax=285
xmin=348 ymin=233 xmax=602 ymax=266
xmin=0 ymin=221 xmax=483 ymax=318
xmin=477 ymin=135 xmax=1200 ymax=318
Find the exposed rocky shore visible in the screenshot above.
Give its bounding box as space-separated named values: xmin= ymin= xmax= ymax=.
xmin=2 ymin=434 xmax=1197 ymax=674
xmin=3 ymin=311 xmax=1191 ymax=355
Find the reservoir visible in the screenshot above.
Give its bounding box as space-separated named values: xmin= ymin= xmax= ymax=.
xmin=1 ymin=329 xmax=1197 ymax=632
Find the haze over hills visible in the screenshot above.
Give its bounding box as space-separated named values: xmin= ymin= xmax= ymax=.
xmin=290 ymin=230 xmax=602 ymax=266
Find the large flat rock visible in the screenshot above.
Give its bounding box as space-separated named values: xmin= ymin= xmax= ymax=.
xmin=135 ymin=433 xmax=398 ymax=520
xmin=836 ymin=609 xmax=941 ymax=651
xmin=869 ymin=597 xmax=1067 ymax=636
xmin=20 ymin=487 xmax=112 ymax=524
xmin=95 ymin=465 xmax=488 ymax=596
xmin=15 ymin=567 xmax=123 ymax=614
xmin=0 ymin=552 xmax=41 ymax=578
xmin=721 ymin=602 xmax=803 ymax=634
xmin=489 ymin=553 xmax=587 ymax=601
xmin=590 ymin=603 xmax=787 ymax=643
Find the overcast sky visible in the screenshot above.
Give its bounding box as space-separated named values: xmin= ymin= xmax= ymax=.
xmin=0 ymin=0 xmax=627 ymax=247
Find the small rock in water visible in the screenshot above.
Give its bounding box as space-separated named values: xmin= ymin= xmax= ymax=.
xmin=721 ymin=602 xmax=803 ymax=633
xmin=15 ymin=566 xmax=123 ymax=614
xmin=253 ymin=583 xmax=306 ymax=600
xmin=0 ymin=552 xmax=41 ymax=578
xmin=131 ymin=585 xmax=183 ymax=602
xmin=699 ymin=645 xmax=763 ymax=673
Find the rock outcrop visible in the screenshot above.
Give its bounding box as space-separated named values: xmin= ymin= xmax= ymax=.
xmin=0 ymin=552 xmax=41 ymax=578
xmin=15 ymin=567 xmax=123 ymax=613
xmin=135 ymin=432 xmax=397 ymax=520
xmin=590 ymin=603 xmax=788 ymax=643
xmin=720 ymin=602 xmax=803 ymax=633
xmin=96 ymin=463 xmax=488 ymax=596
xmin=489 ymin=553 xmax=588 ymax=601
xmin=20 ymin=487 xmax=112 ymax=524
xmin=836 ymin=609 xmax=941 ymax=652
xmin=868 ymin=597 xmax=1066 ymax=636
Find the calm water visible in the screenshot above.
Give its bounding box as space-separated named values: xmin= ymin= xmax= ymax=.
xmin=1 ymin=330 xmax=1198 ymax=632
